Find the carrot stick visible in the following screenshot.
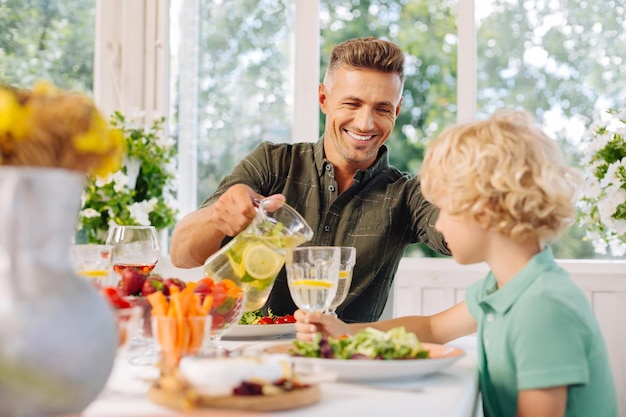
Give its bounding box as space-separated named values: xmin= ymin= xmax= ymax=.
xmin=147 ymin=291 xmax=169 ymax=317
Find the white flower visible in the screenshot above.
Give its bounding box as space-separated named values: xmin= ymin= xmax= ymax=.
xmin=78 ymin=113 xmax=178 ymax=244
xmin=123 ymin=156 xmax=141 ymax=190
xmin=128 ymin=198 xmax=158 ymax=226
xmin=80 ymin=208 xmax=101 ymax=219
xmin=578 ymin=107 xmax=626 ymax=257
xmin=111 ymin=171 xmax=130 ymax=193
xmin=608 ymin=238 xmax=626 ymax=257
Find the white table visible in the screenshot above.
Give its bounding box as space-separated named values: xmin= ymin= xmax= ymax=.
xmin=83 ymin=336 xmax=479 ymax=417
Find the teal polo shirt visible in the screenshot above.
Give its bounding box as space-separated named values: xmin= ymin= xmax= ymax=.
xmin=466 ymin=248 xmax=617 ymax=416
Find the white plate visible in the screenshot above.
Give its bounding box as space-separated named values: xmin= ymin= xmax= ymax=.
xmin=223 ymin=323 xmax=296 ymax=339
xmin=264 ymin=343 xmax=465 ymax=381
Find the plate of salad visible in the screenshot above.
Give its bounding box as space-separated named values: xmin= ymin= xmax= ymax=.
xmin=224 ymin=310 xmax=296 ymax=339
xmin=264 ymin=327 xmax=465 ymax=381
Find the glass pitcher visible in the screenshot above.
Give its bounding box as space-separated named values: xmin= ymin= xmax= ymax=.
xmin=203 ymin=198 xmax=313 ymax=312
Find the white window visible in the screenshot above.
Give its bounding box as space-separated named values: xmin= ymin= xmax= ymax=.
xmin=2 ymin=0 xmax=623 ymax=259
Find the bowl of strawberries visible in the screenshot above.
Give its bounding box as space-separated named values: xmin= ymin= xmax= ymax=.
xmin=114 ymin=267 xmax=187 ymax=338
xmin=192 ymin=277 xmax=246 ymax=351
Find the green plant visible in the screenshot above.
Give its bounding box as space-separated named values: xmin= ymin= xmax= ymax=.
xmin=78 ymin=111 xmax=178 ymax=243
xmin=578 ymin=107 xmax=626 ymax=256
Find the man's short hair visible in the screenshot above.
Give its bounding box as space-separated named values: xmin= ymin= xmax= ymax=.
xmin=323 ymin=37 xmax=405 ymax=88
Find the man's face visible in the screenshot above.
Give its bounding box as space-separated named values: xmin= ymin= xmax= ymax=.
xmin=319 ymin=66 xmax=403 ymax=170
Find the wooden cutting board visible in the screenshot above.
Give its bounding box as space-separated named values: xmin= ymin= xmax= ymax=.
xmin=147 ymin=383 xmax=321 ymax=412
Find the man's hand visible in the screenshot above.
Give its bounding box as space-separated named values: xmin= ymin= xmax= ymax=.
xmin=169 ymin=184 xmax=285 ymax=268
xmin=210 ymin=184 xmax=262 ymax=237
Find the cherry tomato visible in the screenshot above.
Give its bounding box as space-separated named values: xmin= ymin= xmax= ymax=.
xmin=258 ymin=317 xmax=274 ymax=325
xmin=274 ymin=315 xmax=296 ymax=324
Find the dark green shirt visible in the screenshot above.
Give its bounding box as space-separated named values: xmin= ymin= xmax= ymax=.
xmin=202 ymin=138 xmax=449 ymax=322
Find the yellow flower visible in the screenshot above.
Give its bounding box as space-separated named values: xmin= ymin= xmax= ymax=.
xmin=32 ymin=80 xmax=60 ymax=96
xmin=91 ymin=129 xmax=125 ymax=177
xmin=1 ymin=81 xmax=128 ymax=176
xmin=73 ymin=112 xmax=114 ymax=154
xmin=0 ymin=89 xmax=20 ymax=135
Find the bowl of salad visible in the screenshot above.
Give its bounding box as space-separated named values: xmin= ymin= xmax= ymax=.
xmin=224 ymin=309 xmax=296 ymax=339
xmin=264 ymin=327 xmax=465 ymax=381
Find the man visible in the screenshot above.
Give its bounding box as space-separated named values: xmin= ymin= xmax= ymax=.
xmin=170 ymin=37 xmax=449 ymax=322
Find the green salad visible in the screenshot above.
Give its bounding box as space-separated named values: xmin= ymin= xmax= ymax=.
xmin=291 ymin=326 xmax=430 ymax=360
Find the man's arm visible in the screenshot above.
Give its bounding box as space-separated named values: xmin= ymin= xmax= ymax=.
xmin=169 ymin=184 xmax=261 ymax=268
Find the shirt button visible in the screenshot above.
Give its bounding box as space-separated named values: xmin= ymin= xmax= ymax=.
xmin=486 ymin=313 xmax=494 ymax=322
xmin=325 ymin=164 xmax=331 ymax=171
xmin=328 ymin=185 xmax=336 ymax=192
xmin=324 ymin=225 xmax=331 ymax=232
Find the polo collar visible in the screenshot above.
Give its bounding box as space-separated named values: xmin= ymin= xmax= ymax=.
xmin=314 ymin=136 xmax=391 ymax=182
xmin=478 ymin=247 xmax=557 ymax=315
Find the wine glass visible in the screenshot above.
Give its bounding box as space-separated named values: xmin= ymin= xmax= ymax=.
xmin=285 ymin=246 xmax=341 ymax=313
xmin=325 ymin=246 xmax=356 ymax=317
xmin=106 ymin=225 xmax=160 ymax=277
xmin=106 ymin=225 xmax=160 ymax=365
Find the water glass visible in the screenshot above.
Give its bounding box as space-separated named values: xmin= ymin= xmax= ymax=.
xmin=285 ymin=246 xmax=340 ymax=313
xmin=326 ymin=246 xmax=356 ymax=317
xmin=69 ymin=244 xmax=113 ymax=285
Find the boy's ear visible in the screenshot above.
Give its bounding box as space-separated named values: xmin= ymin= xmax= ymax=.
xmin=474 ymin=209 xmax=492 ymax=230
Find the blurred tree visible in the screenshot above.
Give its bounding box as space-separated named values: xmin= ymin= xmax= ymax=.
xmin=0 ymin=0 xmax=95 ymax=92
xmin=193 ymin=0 xmax=293 ymax=202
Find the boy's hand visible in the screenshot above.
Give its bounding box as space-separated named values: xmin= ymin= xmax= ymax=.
xmin=294 ymin=309 xmax=350 ymax=341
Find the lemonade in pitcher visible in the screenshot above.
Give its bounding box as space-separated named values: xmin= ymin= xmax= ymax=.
xmin=203 ymin=199 xmax=313 ymax=312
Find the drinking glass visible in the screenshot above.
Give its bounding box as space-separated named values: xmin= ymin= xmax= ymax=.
xmin=106 ymin=225 xmax=160 ymax=365
xmin=69 ymin=244 xmax=113 ymax=285
xmin=152 ymin=315 xmax=213 ymax=370
xmin=285 ymin=246 xmax=340 ymax=313
xmin=106 ymin=225 xmax=160 ymax=277
xmin=325 ymin=246 xmax=356 ymax=317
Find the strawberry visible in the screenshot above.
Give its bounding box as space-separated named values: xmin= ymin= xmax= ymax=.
xmin=141 ymin=276 xmax=168 ymax=296
xmin=101 ymin=287 xmax=132 ymax=309
xmin=119 ymin=267 xmax=148 ymax=296
xmin=163 ymin=277 xmax=186 ymax=293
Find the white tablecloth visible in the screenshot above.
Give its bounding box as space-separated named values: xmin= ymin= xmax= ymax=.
xmin=83 ymin=336 xmax=479 ymax=417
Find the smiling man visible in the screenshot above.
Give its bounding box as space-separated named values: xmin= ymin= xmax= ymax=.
xmin=170 ymin=37 xmax=449 ymax=323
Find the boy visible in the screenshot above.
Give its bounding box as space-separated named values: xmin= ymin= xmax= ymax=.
xmin=294 ymin=110 xmax=618 ymax=416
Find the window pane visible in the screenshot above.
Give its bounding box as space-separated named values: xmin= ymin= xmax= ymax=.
xmin=476 ymin=0 xmax=626 ymax=259
xmin=0 ymin=0 xmax=95 ymax=93
xmin=170 ymin=0 xmax=295 ymax=206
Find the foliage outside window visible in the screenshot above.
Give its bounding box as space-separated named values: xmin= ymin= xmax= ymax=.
xmin=78 ymin=112 xmax=179 ymax=243
xmin=0 ymin=0 xmax=95 ymax=93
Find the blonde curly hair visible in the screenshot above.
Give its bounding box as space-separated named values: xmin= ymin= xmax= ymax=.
xmin=420 ymin=109 xmax=579 ymax=243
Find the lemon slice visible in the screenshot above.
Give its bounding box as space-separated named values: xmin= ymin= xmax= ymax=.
xmin=242 ymin=243 xmax=284 ymax=280
xmin=226 ymin=252 xmax=245 ymax=278
xmin=77 ymin=269 xmax=109 ymax=278
xmin=290 ymin=279 xmax=333 ymax=288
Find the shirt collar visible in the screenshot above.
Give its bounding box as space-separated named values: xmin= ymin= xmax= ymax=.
xmin=314 ymin=136 xmax=391 ymax=181
xmin=478 ymin=247 xmax=557 ymax=315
